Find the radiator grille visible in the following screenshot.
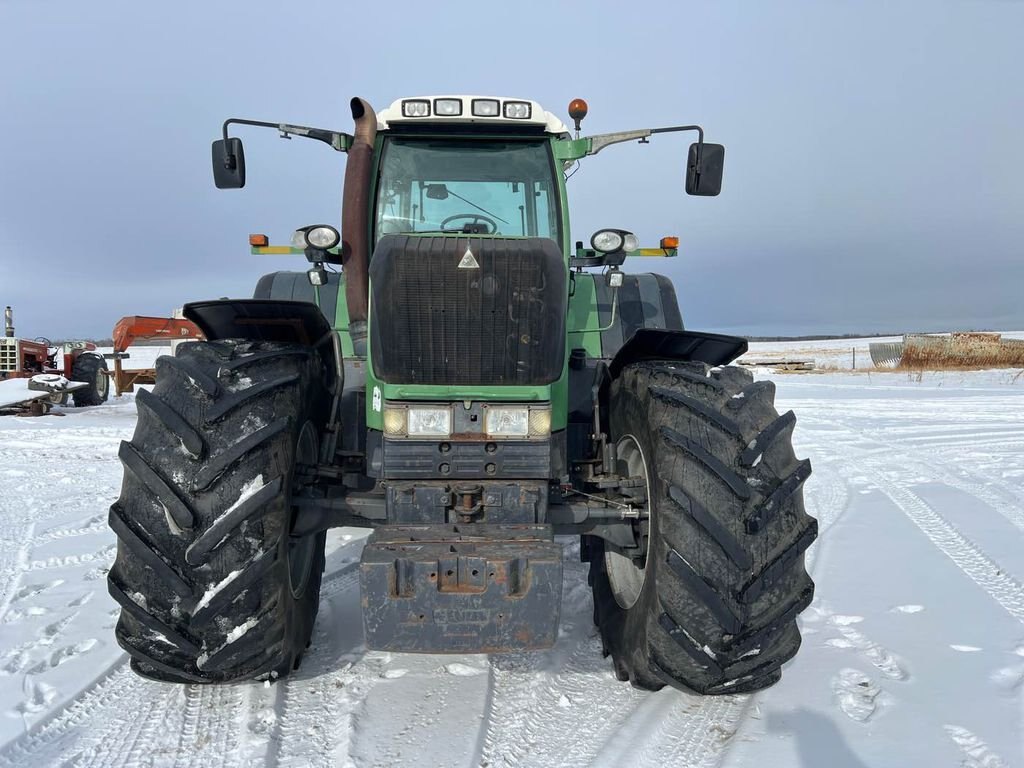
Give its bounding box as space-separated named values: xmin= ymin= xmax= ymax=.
xmin=370 ymin=236 xmax=566 ymax=386
xmin=0 ymin=339 xmax=18 ymax=373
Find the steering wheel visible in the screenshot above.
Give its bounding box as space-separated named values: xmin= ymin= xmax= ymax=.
xmin=439 ymin=213 xmax=498 ymax=234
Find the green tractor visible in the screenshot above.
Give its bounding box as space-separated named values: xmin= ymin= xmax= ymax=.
xmin=107 ymin=95 xmax=816 ymax=694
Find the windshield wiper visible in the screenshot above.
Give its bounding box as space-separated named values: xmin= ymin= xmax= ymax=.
xmin=443 ymin=189 xmax=510 ymax=225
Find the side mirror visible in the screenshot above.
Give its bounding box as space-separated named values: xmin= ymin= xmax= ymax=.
xmin=685 ymin=142 xmax=724 ymax=197
xmin=212 ymin=138 xmax=246 ymax=189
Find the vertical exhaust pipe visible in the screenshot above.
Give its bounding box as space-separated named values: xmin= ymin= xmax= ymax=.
xmin=341 ymin=97 xmax=376 ymax=355
xmin=4 ymin=306 xmax=13 ymax=338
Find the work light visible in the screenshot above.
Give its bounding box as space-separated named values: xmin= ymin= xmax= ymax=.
xmin=591 ymin=230 xmax=624 ymax=253
xmin=503 ymin=101 xmax=532 ymax=119
xmin=307 ymin=266 xmax=328 ymax=286
xmin=401 ymin=99 xmax=430 ymax=117
xmin=293 ymin=225 xmax=340 ymax=250
xmin=472 ymin=99 xmax=500 ymax=117
xmin=433 ymin=98 xmax=462 ymax=116
xmin=306 ymin=225 xmax=340 ymax=249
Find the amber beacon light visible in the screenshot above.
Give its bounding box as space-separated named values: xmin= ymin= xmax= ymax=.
xmin=568 ymin=98 xmax=588 ymax=134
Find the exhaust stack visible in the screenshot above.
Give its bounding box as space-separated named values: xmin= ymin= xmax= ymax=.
xmin=4 ymin=306 xmax=12 ymax=338
xmin=341 ymin=97 xmax=377 ymax=355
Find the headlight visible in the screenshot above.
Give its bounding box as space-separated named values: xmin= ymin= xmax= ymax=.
xmin=591 ymin=229 xmax=624 ymax=253
xmin=306 ymin=225 xmax=340 ymax=249
xmin=622 ymin=233 xmax=639 ymax=252
xmin=407 ymin=407 xmax=451 ymax=437
xmin=293 ymin=225 xmax=340 ymax=250
xmin=486 ymin=407 xmax=529 ymax=437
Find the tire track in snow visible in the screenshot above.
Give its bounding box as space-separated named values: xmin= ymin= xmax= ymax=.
xmin=0 ymin=659 xmax=139 ymax=767
xmin=0 ymin=564 xmax=364 ymax=767
xmin=270 ymin=563 xmax=364 ymax=768
xmin=801 ymin=414 xmax=1024 ymax=625
xmin=479 ymin=558 xmax=622 ymax=767
xmin=0 ymin=522 xmax=36 ymax=626
xmin=871 ymin=477 xmax=1024 ymax=624
xmin=171 ymin=684 xmax=247 ymax=768
xmin=596 ymin=693 xmax=749 ymax=768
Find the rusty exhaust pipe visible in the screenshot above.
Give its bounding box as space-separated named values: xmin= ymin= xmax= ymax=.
xmin=4 ymin=306 xmax=13 ymax=338
xmin=341 ymin=97 xmax=377 ymax=355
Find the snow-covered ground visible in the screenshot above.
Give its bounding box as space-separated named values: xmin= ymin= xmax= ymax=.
xmin=0 ymin=343 xmax=1022 ymax=767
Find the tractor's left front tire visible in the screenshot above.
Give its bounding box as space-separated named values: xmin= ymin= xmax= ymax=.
xmin=71 ymin=352 xmax=109 ymax=406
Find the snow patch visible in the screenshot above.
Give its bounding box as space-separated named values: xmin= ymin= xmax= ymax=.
xmin=161 ymin=502 xmax=183 ymax=536
xmin=227 ymin=475 xmax=266 ymax=516
xmin=949 ymin=644 xmax=982 ymax=653
xmin=195 ymin=567 xmax=244 ymax=612
xmin=892 ymin=604 xmax=925 ymax=614
xmin=444 ymin=663 xmax=486 ymax=677
xmin=943 ymin=724 xmax=1009 ymax=768
xmin=832 ymin=668 xmax=880 ymax=722
xmin=225 ymin=616 xmax=259 ymax=644
xmin=381 ymin=668 xmax=409 ymax=679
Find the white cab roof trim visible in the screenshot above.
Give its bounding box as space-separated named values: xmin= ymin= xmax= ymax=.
xmin=376 ymin=95 xmax=569 ymax=135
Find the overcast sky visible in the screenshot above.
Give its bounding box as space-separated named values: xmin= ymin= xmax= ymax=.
xmin=1 ymin=0 xmax=1021 ymax=338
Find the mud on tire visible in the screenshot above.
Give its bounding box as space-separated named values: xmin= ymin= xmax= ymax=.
xmin=107 ymin=339 xmax=332 ymax=683
xmin=588 ymin=361 xmax=816 ymax=694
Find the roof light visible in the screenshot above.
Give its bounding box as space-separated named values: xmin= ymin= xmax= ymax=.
xmin=623 ymin=233 xmax=639 ymax=252
xmin=433 ymin=98 xmax=462 ymax=116
xmin=249 ymin=233 xmax=268 ymax=247
xmin=401 ymin=99 xmax=430 ymax=117
xmin=503 ymin=101 xmax=531 ymax=119
xmin=660 ymin=236 xmax=679 ymax=249
xmin=472 ymin=98 xmax=500 ymax=117
xmin=568 ymin=98 xmax=588 ymax=133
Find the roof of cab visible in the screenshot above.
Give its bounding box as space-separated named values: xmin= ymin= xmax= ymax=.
xmin=376 ymin=95 xmax=570 ymax=135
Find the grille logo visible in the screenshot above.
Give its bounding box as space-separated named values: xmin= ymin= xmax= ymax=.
xmin=458 ymin=247 xmax=480 ymax=269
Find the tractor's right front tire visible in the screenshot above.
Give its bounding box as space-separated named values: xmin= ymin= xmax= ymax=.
xmin=107 ymin=339 xmax=331 ymax=683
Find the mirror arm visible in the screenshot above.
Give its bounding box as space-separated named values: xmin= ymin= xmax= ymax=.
xmin=221 ymin=118 xmax=353 ymax=153
xmin=586 ymin=124 xmax=705 ymax=159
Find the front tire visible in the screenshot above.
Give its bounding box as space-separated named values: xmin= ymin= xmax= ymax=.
xmin=107 ymin=339 xmax=331 ymax=683
xmin=589 ymin=361 xmax=816 ymax=694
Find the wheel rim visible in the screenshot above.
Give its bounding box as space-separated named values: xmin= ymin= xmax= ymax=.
xmin=288 ymin=421 xmax=318 ymax=598
xmin=605 ymin=435 xmax=652 ymax=610
xmin=96 ymin=365 xmax=108 ymax=399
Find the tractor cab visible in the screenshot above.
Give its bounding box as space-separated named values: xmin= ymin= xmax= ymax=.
xmin=370 ymin=97 xmax=569 ymax=248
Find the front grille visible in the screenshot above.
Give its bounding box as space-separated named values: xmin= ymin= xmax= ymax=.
xmin=369 ymin=235 xmax=566 ymax=386
xmin=0 ymin=339 xmax=18 ymax=373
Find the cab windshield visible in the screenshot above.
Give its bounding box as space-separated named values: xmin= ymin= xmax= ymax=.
xmin=374 ymin=137 xmax=561 ymax=245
